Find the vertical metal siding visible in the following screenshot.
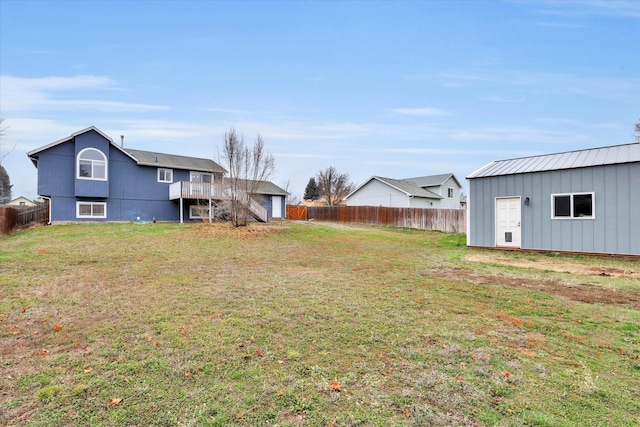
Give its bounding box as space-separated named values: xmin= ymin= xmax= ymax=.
xmin=469 ymin=162 xmax=639 ymax=255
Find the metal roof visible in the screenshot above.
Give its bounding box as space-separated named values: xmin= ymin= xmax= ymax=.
xmin=467 ymin=143 xmax=640 ymax=179
xmin=124 ymin=148 xmax=226 ymax=174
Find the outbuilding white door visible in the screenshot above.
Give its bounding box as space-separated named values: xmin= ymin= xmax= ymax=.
xmin=495 ymin=197 xmax=521 ymax=248
xmin=272 ymin=196 xmax=282 ymax=218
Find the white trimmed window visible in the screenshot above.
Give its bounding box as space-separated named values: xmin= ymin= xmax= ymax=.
xmin=189 ymin=205 xmax=210 ymax=219
xmin=552 ymin=192 xmax=594 ymax=219
xmin=447 ymin=187 xmax=454 ymax=198
xmin=77 ymin=148 xmax=107 ymax=180
xmin=190 ymin=171 xmax=213 ymax=183
xmin=76 ymin=202 xmax=107 ymax=219
xmin=158 ymin=168 xmax=173 ymax=183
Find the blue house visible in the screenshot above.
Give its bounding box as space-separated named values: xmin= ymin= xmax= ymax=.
xmin=27 ymin=126 xmax=288 ymax=223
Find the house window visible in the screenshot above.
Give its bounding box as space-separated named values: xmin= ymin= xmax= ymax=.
xmin=77 ymin=148 xmax=107 ymax=180
xmin=552 ymin=193 xmax=594 ymax=219
xmin=76 ymin=202 xmax=106 ymax=218
xmin=158 ymin=168 xmax=173 ymax=183
xmin=447 ymin=187 xmax=454 ymax=198
xmin=190 ymin=205 xmax=210 ymax=219
xmin=190 ymin=171 xmax=213 ymax=183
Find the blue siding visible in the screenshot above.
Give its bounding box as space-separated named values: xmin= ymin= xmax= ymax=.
xmin=37 ymin=130 xmax=187 ymax=222
xmin=468 ymin=162 xmax=640 ymax=256
xmin=74 ymin=130 xmax=110 ymax=198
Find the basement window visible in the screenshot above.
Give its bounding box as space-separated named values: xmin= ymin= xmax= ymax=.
xmin=552 ymin=193 xmax=594 ymax=219
xmin=76 ymin=202 xmax=107 ymax=219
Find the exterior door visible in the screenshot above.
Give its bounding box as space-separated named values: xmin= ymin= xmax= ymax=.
xmin=271 ymin=196 xmax=282 ymax=218
xmin=495 ymin=197 xmax=521 ymax=248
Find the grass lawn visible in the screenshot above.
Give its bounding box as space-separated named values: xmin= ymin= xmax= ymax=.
xmin=1 ymin=221 xmax=639 ymax=426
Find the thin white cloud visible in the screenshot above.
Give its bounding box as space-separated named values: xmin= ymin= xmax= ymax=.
xmin=531 ymin=0 xmax=640 ymax=19
xmin=0 ymin=75 xmax=168 ymax=113
xmin=392 ymin=107 xmax=450 ymax=117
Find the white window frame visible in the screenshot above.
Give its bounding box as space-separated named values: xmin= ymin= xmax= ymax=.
xmin=77 ymin=148 xmax=107 ymax=181
xmin=551 ymin=192 xmax=595 ymax=220
xmin=189 ymin=205 xmax=210 ymax=219
xmin=157 ymin=168 xmax=173 ymax=183
xmin=190 ymin=171 xmax=213 ymax=183
xmin=76 ymin=201 xmax=107 ymax=219
xmin=447 ymin=187 xmax=454 ymax=198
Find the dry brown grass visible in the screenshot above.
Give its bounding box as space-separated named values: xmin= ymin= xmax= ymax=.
xmin=0 ymin=222 xmax=639 ymax=426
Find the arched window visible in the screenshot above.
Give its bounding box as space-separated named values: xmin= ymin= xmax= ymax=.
xmin=77 ymin=148 xmax=107 ymax=180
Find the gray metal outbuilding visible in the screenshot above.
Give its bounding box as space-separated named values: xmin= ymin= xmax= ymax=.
xmin=466 ymin=143 xmax=640 ymax=256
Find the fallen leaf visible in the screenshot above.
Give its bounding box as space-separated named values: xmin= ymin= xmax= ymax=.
xmin=147 ymin=336 xmax=153 ymax=342
xmin=184 ymin=371 xmax=192 ymax=377
xmin=64 ymin=409 xmax=73 ymax=418
xmin=54 ymin=325 xmax=62 ymax=332
xmin=244 ymin=354 xmax=252 ymax=360
xmin=502 ymin=371 xmax=511 ymax=379
xmin=277 ymin=390 xmax=283 ymax=396
xmin=84 ymin=347 xmax=93 ymax=355
xmin=108 ymin=398 xmax=123 ymax=406
xmin=84 ymin=367 xmax=93 ymax=373
xmin=330 ymin=380 xmax=341 ymax=392
xmin=405 ymin=409 xmax=411 ymax=418
xmin=39 ymin=349 xmax=49 ymax=358
xmin=256 ymin=350 xmax=264 ymax=357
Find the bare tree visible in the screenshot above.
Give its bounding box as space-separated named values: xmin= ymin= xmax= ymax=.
xmin=0 ymin=118 xmax=13 ymax=203
xmin=0 ymin=118 xmax=16 ymax=165
xmin=219 ymin=128 xmax=275 ymax=226
xmin=316 ymin=166 xmax=354 ymax=206
xmin=281 ymin=178 xmax=300 ymax=205
xmin=635 ymin=118 xmax=640 ymax=142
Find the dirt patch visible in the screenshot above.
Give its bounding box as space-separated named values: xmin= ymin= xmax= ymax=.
xmin=190 ymin=222 xmax=286 ymax=238
xmin=424 ymin=268 xmax=640 ymax=309
xmin=465 ymin=253 xmax=640 ymax=278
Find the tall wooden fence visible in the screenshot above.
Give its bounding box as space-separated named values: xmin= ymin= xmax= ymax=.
xmin=287 ymin=205 xmax=466 ymax=233
xmin=0 ymin=205 xmax=50 ymax=235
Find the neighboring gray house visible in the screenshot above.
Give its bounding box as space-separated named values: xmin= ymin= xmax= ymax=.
xmin=466 ymin=143 xmax=640 ymax=256
xmin=346 ymin=173 xmax=462 ymax=209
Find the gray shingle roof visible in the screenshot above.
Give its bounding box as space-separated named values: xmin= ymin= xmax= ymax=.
xmin=368 ymin=176 xmax=442 ymax=199
xmin=125 ymin=148 xmax=226 ymax=173
xmin=404 ymin=173 xmax=461 ymax=188
xmin=467 ymin=143 xmax=640 ymax=179
xmin=223 ymin=178 xmax=289 ymax=196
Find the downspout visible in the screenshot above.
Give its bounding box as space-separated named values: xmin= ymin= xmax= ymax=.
xmin=41 ymin=196 xmax=52 ymax=225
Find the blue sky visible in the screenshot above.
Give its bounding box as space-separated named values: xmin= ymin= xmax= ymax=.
xmin=1 ymin=0 xmax=639 ymax=201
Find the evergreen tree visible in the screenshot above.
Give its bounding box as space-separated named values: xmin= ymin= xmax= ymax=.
xmin=0 ymin=165 xmax=11 ymax=204
xmin=303 ymin=177 xmax=320 ymax=200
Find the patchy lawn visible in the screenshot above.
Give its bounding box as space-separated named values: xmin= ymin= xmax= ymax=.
xmin=0 ymin=222 xmax=638 ymax=426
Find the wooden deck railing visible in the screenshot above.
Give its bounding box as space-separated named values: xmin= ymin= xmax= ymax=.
xmin=169 ymin=181 xmax=268 ymax=222
xmin=169 ymin=181 xmax=224 ymax=200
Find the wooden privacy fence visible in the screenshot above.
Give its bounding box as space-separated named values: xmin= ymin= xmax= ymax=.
xmin=287 ymin=205 xmax=466 ymax=233
xmin=0 ymin=205 xmax=50 ymax=235
xmin=0 ymin=207 xmax=17 ymax=235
